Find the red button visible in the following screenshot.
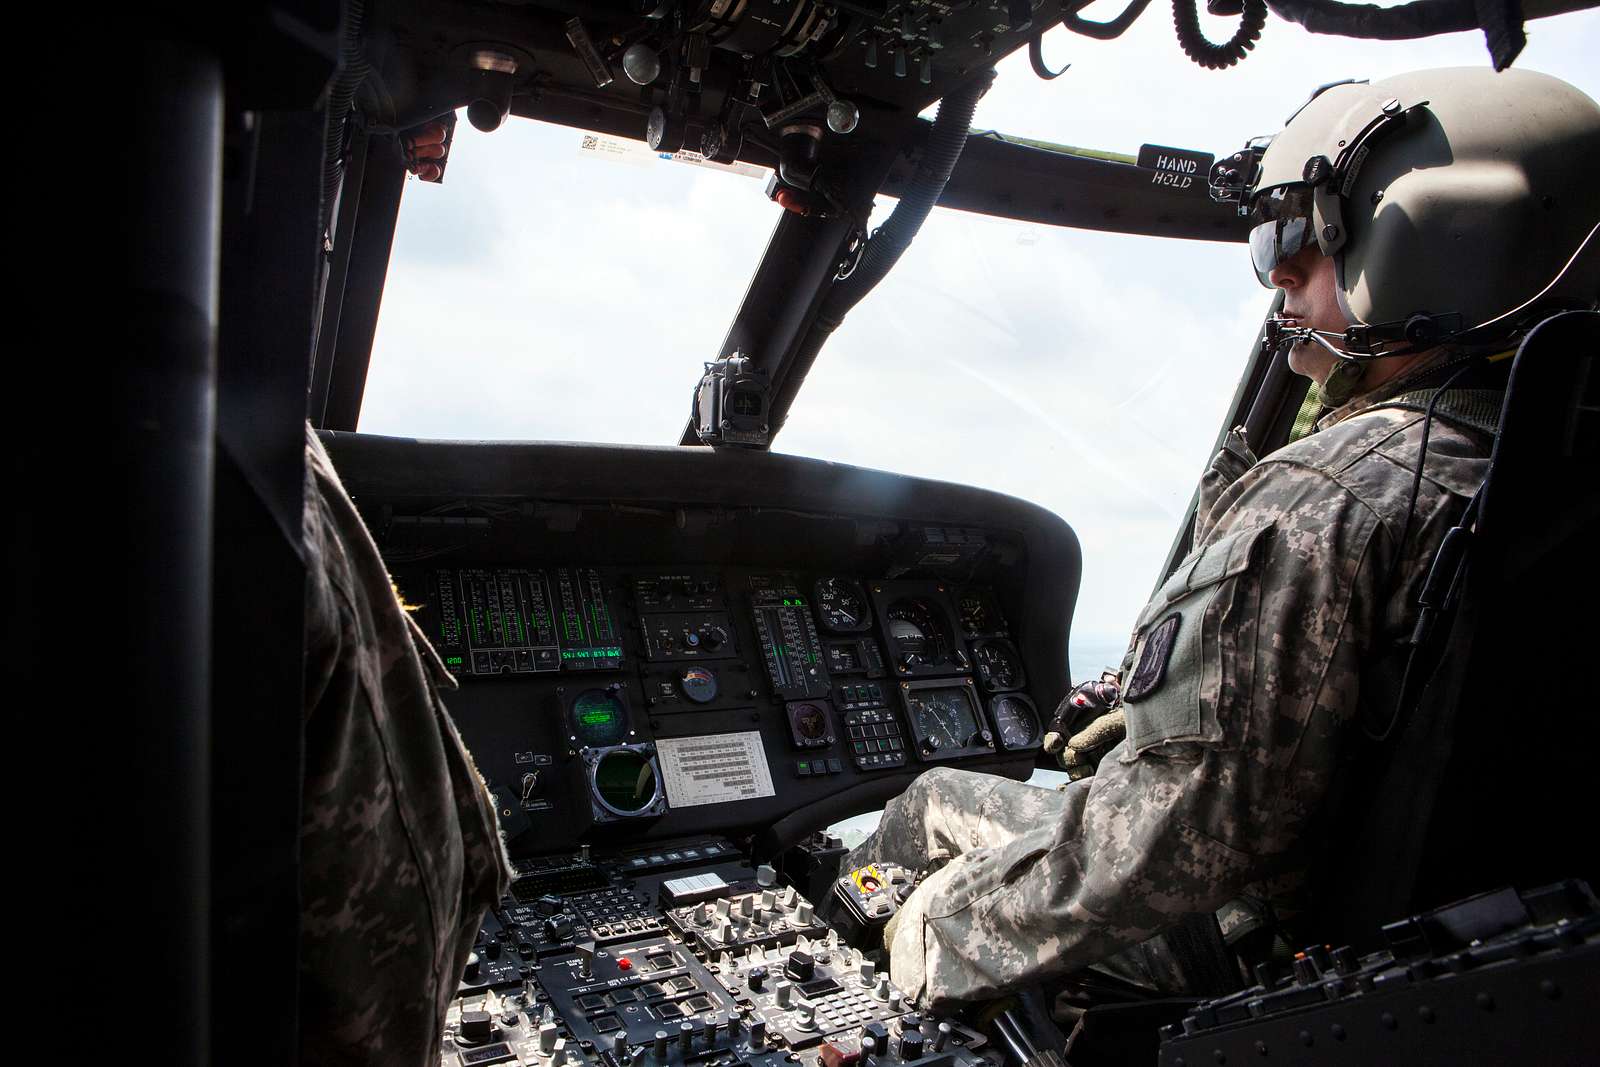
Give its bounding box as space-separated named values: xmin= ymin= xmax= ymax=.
xmin=618 ymin=957 xmax=633 ymax=971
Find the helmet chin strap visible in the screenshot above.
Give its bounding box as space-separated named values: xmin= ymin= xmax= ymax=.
xmin=1261 ymin=317 xmax=1423 ymax=406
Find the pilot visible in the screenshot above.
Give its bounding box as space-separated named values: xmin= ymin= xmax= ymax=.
xmin=299 ymin=424 xmax=511 ymax=1065
xmin=846 ymin=67 xmax=1600 ymax=1014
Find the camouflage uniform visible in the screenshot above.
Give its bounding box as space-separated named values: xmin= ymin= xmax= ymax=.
xmin=300 ymin=425 xmax=511 ymax=1066
xmin=849 ymin=356 xmax=1502 ymax=1011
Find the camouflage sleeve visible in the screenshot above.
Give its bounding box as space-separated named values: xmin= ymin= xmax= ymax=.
xmin=299 ymin=426 xmax=511 ymax=1066
xmin=890 ymin=458 xmax=1388 ymax=1010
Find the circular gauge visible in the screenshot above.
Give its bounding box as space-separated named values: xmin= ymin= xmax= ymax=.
xmin=958 ymin=589 xmax=1005 ymax=636
xmin=958 ymin=590 xmax=991 ymax=635
xmin=973 ymin=639 xmax=1025 ymax=693
xmin=787 ymin=701 xmax=832 ymax=747
xmin=814 ymin=577 xmax=871 ymax=633
xmin=570 ymin=688 xmax=628 ymax=746
xmin=885 ymin=598 xmax=948 ymax=667
xmin=906 ymin=686 xmax=980 ymax=753
xmin=678 ymin=666 xmax=719 ymax=704
xmin=592 ymin=749 xmax=661 ymax=816
xmin=989 ymin=694 xmax=1040 ymax=750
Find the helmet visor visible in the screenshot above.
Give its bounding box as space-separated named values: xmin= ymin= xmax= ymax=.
xmin=1247 ymin=184 xmax=1315 ymax=288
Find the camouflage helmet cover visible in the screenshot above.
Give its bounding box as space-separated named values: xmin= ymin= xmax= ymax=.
xmin=1250 ymin=67 xmax=1600 ymax=333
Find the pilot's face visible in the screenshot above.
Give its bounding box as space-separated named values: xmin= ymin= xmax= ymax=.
xmin=1269 ymin=244 xmax=1348 ymax=384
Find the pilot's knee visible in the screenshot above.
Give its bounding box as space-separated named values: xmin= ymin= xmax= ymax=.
xmin=906 ymin=765 xmax=985 ymax=807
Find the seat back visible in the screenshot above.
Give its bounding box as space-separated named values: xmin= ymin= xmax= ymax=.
xmin=1409 ymin=310 xmax=1600 ymax=908
xmin=1314 ymin=310 xmax=1600 ymax=948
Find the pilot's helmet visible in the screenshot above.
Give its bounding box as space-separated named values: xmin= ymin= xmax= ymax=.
xmin=1219 ymin=67 xmax=1600 ymax=343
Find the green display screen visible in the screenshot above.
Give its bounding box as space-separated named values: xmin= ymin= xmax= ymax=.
xmin=571 ymin=690 xmax=627 ymax=746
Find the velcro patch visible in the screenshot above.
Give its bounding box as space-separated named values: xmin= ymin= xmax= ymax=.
xmin=1124 ymin=613 xmax=1180 ymax=702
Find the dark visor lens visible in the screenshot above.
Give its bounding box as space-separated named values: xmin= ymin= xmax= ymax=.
xmin=1247 ymin=185 xmax=1314 ymax=287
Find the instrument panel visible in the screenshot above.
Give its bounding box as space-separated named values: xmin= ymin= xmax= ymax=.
xmin=396 ymin=564 xmax=1044 ymax=854
xmin=323 ymin=435 xmax=1084 ymax=1067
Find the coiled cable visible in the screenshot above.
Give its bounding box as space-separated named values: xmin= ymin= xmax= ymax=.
xmin=1173 ymin=0 xmax=1268 ymax=69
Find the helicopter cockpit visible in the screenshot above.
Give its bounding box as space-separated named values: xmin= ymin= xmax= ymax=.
xmin=67 ymin=2 xmax=1600 ymax=1065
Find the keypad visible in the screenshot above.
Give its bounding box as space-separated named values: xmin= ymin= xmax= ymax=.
xmin=842 ymin=706 xmax=906 ymax=771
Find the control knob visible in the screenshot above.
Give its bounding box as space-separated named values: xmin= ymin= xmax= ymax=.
xmin=784 ymin=949 xmax=816 ymax=982
xmin=460 ymin=1010 xmax=495 ymax=1045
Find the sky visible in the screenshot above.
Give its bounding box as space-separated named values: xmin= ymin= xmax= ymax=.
xmin=359 ymin=7 xmax=1600 ymax=664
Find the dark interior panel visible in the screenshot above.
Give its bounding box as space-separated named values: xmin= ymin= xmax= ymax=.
xmin=322 ymin=431 xmax=1084 ymax=858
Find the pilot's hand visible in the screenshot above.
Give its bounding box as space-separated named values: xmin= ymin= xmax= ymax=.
xmin=882 ymin=899 xmax=904 ymax=954
xmin=1061 ymin=709 xmax=1126 ymax=780
xmin=1043 ymin=676 xmax=1122 ymax=777
xmin=402 ymin=121 xmax=450 ymax=182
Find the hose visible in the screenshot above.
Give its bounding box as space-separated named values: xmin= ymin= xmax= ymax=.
xmin=1173 ymin=0 xmax=1267 ymax=69
xmin=1264 ymin=0 xmax=1478 ymax=38
xmin=320 ymin=0 xmax=372 ymax=242
xmin=814 ymin=68 xmax=996 ymax=332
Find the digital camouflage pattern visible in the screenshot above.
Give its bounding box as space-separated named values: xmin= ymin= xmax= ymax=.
xmin=300 ymin=426 xmax=511 ymax=1066
xmin=850 ymin=355 xmax=1499 ymax=1011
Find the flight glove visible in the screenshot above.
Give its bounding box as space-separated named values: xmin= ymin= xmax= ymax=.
xmin=1042 ymin=676 xmax=1124 ymax=780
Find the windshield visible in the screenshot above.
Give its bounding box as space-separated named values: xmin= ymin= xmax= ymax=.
xmin=360 ymin=12 xmax=1599 ymax=669
xmin=361 ymin=123 xmax=781 ymax=443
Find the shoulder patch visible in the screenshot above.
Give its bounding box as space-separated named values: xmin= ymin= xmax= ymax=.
xmin=1124 ymin=612 xmax=1180 ymax=702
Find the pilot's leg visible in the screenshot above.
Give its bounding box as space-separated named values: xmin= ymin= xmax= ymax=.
xmin=844 ymin=767 xmax=1070 ymax=879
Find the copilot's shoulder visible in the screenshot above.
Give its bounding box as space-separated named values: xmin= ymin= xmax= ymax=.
xmin=1243 ymin=406 xmax=1490 ymax=535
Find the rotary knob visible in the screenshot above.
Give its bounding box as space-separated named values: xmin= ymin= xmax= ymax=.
xmin=460 ymin=1010 xmax=495 ymax=1045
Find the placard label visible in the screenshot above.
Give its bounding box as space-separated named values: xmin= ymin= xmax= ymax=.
xmin=656 ymin=731 xmax=776 ymax=808
xmin=1137 ymin=144 xmax=1215 ymax=193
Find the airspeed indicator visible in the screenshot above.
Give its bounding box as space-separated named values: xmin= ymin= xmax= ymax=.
xmin=814 ymin=577 xmax=871 ymax=633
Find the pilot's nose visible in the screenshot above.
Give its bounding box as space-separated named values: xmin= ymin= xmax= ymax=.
xmin=1269 ymin=244 xmax=1318 ymax=291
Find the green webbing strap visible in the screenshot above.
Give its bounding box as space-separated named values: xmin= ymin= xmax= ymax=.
xmin=1288 ymin=382 xmax=1324 ymax=443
